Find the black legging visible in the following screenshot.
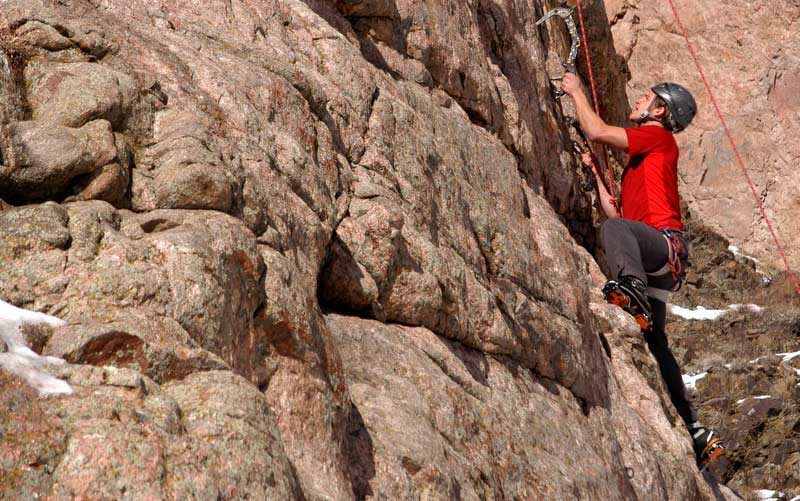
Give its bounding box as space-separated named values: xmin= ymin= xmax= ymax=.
xmin=646 ymin=298 xmax=698 ymax=427
xmin=601 ymin=218 xmax=699 ymax=428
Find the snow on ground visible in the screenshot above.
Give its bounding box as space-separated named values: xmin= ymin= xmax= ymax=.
xmin=778 ymin=351 xmax=800 ymax=363
xmin=0 ymin=299 xmax=72 ymax=396
xmin=730 ymin=303 xmax=765 ymax=314
xmin=682 ymin=372 xmax=708 ymax=391
xmin=669 ymin=305 xmax=727 ymax=320
xmin=737 ymin=395 xmax=773 ymax=405
xmin=749 ymin=351 xmax=800 ymax=367
xmin=754 ymin=489 xmax=785 ymax=500
xmin=668 ymin=303 xmax=765 ymax=321
xmin=728 ymin=245 xmax=774 ymax=284
xmin=728 ymin=245 xmax=763 ymax=266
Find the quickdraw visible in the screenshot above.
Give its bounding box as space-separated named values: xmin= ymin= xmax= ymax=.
xmin=568 ymin=118 xmax=596 ymax=192
xmin=537 ymin=7 xmax=596 ymax=190
xmin=537 ymin=5 xmax=621 ymax=203
xmin=535 ymin=7 xmax=580 ymax=98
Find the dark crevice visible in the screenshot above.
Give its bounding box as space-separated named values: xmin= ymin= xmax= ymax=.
xmin=463 ymin=105 xmax=491 ymax=131
xmin=0 ymin=45 xmax=32 ymax=122
xmin=344 ymin=403 xmax=376 ymax=500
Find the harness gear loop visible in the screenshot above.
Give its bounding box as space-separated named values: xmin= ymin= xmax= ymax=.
xmin=663 ymin=229 xmax=687 ymax=291
xmin=647 ymin=229 xmax=687 ymax=292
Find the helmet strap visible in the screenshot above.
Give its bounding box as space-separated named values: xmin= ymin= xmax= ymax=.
xmin=635 ymin=98 xmax=667 ymax=127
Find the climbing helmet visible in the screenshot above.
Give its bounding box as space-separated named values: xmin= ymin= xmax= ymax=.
xmin=651 ymin=82 xmax=697 ymax=133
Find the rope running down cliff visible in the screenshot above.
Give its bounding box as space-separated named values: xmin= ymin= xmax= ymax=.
xmin=663 ymin=0 xmax=800 ymax=299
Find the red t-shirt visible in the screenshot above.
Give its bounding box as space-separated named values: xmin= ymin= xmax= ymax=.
xmin=620 ymin=126 xmax=683 ymax=230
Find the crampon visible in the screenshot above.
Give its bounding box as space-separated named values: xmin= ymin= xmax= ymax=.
xmin=698 ymin=437 xmax=726 ymax=472
xmin=602 ymin=280 xmax=652 ymax=332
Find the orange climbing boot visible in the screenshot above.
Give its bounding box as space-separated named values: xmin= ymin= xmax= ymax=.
xmin=602 ymin=276 xmax=652 ymax=332
xmin=692 ymin=427 xmax=726 ymax=471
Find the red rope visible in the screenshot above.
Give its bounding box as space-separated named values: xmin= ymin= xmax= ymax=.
xmin=576 ymin=2 xmax=600 ymax=113
xmin=575 ymin=1 xmax=618 ymax=201
xmin=666 ymin=0 xmax=800 ymax=299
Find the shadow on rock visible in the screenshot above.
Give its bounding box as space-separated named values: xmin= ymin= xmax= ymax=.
xmin=345 ymin=403 xmax=377 ymax=500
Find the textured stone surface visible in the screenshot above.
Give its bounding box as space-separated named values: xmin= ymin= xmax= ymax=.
xmin=327 ymin=312 xmax=737 ymax=500
xmin=1 ymin=119 xmax=118 ymax=200
xmin=25 ymin=61 xmax=137 ymax=128
xmin=0 ymin=0 xmax=759 ymax=498
xmin=0 ymin=366 xmax=302 ymax=499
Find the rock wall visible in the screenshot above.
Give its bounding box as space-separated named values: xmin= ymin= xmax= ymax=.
xmin=606 ymin=0 xmax=800 ymax=272
xmin=0 ymin=0 xmax=737 ymax=499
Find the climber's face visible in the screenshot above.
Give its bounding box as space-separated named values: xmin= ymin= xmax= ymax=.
xmin=630 ymin=90 xmax=657 ymax=121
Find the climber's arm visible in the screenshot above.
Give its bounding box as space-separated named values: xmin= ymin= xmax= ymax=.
xmin=581 ymin=152 xmax=620 ymax=218
xmin=561 ymin=73 xmax=628 ymax=150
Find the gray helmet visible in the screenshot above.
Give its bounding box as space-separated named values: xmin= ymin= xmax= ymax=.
xmin=651 ymin=83 xmax=697 ymax=133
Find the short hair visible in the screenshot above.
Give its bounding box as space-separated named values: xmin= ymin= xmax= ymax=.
xmin=653 ymin=96 xmax=672 ymax=128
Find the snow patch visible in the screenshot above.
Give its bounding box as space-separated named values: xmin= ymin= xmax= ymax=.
xmin=669 ymin=304 xmax=728 ymax=320
xmin=728 ymin=245 xmax=762 ymax=265
xmin=727 ymin=244 xmax=776 ymax=283
xmin=0 ymin=299 xmax=72 ymax=396
xmin=737 ymin=395 xmax=772 ymax=405
xmin=730 ymin=303 xmax=765 ymax=314
xmin=669 ymin=303 xmax=765 ymax=321
xmin=682 ymin=372 xmax=708 ymax=391
xmin=754 ymin=489 xmax=784 ymax=500
xmin=778 ymin=351 xmax=800 ymax=363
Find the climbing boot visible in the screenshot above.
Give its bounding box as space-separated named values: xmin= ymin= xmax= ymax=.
xmin=692 ymin=427 xmax=726 ymax=470
xmin=602 ymin=276 xmax=652 ymax=332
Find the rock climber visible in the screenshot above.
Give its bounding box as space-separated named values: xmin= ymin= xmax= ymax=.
xmin=561 ymin=71 xmax=725 ymax=469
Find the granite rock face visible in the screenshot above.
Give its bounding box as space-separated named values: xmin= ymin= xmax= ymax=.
xmin=605 ymin=0 xmax=800 ymax=272
xmin=0 ymin=0 xmax=745 ymax=499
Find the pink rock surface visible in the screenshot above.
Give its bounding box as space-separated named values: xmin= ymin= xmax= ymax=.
xmin=0 ymin=0 xmax=745 ymax=498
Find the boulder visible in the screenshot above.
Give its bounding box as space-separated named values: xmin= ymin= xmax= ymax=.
xmin=0 ymin=120 xmax=117 ymax=201
xmin=0 ymin=366 xmax=302 ymax=499
xmin=25 ymin=61 xmax=138 ymax=128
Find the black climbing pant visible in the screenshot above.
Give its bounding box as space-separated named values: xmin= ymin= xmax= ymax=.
xmin=646 ymin=298 xmax=699 ymax=427
xmin=600 ymin=217 xmax=699 ymax=428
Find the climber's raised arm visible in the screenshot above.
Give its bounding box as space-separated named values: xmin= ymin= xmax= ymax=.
xmin=561 ymin=73 xmax=628 ymax=150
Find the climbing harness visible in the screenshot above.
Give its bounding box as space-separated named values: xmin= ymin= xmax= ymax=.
xmin=646 ymin=229 xmax=688 ymax=294
xmin=535 ymin=7 xmax=580 ymax=98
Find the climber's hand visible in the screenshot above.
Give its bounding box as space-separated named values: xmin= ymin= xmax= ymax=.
xmin=561 ymin=72 xmax=582 ymax=97
xmin=581 ymin=151 xmax=598 ymax=174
